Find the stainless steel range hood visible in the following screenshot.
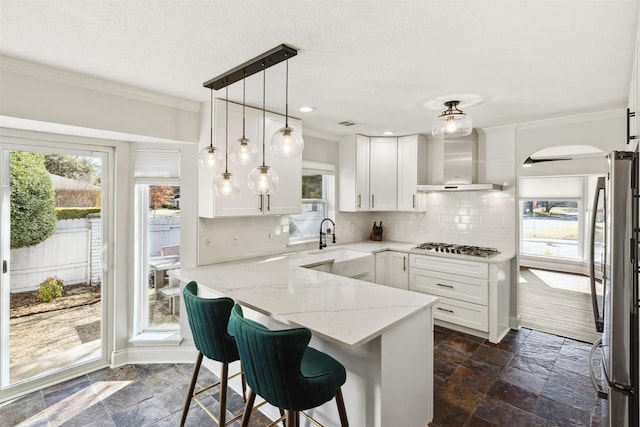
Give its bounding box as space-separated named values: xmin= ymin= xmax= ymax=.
xmin=416 ymin=134 xmax=503 ymax=192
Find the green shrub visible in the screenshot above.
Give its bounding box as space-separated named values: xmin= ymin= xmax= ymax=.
xmin=10 ymin=151 xmax=57 ymax=249
xmin=35 ymin=277 xmax=64 ymax=302
xmin=56 ymin=207 xmax=101 ymax=220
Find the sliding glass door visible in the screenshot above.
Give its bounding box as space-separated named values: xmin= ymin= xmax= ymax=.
xmin=0 ymin=140 xmax=112 ymax=399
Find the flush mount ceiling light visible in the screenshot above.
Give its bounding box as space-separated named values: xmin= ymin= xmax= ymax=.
xmin=248 ymin=67 xmax=279 ymax=195
xmin=299 ymin=106 xmax=315 ymax=113
xmin=383 ymin=131 xmax=396 ymax=135
xmin=270 ymin=58 xmax=304 ymax=158
xmin=229 ymin=78 xmax=258 ymax=165
xmin=198 ymin=89 xmax=223 ymax=171
xmin=431 ymin=100 xmax=473 ymax=138
xmin=214 ymin=88 xmax=241 ymax=197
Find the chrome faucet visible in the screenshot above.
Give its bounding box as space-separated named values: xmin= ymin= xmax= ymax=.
xmin=319 ymin=218 xmax=336 ymax=250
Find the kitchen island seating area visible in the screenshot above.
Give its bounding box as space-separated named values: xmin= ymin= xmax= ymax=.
xmin=180 ymin=281 xmax=246 ymax=427
xmin=228 ymin=304 xmax=349 ymax=427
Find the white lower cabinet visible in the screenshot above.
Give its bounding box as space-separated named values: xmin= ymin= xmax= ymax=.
xmin=409 ymin=253 xmax=512 ymax=343
xmin=375 ymin=251 xmax=409 ymax=290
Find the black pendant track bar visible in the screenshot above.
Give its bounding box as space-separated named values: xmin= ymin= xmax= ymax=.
xmin=203 ymin=44 xmax=298 ymax=90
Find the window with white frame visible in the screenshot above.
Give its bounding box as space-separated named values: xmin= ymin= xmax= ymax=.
xmin=289 ymin=161 xmax=335 ymax=243
xmin=133 ymin=148 xmax=181 ymax=333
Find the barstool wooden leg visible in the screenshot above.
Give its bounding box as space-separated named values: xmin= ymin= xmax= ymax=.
xmin=180 ymin=352 xmax=203 ymax=427
xmin=285 ymin=410 xmax=296 ymax=427
xmin=335 ymin=387 xmax=349 ymax=427
xmin=240 ymin=390 xmax=256 ymax=427
xmin=219 ymin=362 xmax=228 ymax=427
xmin=278 ymin=408 xmax=286 ymax=427
xmin=241 ymin=369 xmax=247 ymax=401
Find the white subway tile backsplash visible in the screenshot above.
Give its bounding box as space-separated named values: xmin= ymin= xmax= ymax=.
xmin=481 ymin=215 xmax=503 ymax=225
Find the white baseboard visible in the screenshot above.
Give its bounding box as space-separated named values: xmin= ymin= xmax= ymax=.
xmin=111 ymin=346 xmax=198 ymax=367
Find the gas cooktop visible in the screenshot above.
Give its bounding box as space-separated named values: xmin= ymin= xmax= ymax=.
xmin=412 ymin=242 xmax=500 ymax=258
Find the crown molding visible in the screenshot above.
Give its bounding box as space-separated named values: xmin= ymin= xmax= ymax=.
xmin=0 ymin=55 xmax=201 ymax=113
xmin=479 ymin=109 xmax=624 ymax=134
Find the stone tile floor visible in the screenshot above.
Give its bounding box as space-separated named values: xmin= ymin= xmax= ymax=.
xmin=0 ymin=326 xmax=603 ymax=426
xmin=431 ymin=325 xmax=602 ymax=426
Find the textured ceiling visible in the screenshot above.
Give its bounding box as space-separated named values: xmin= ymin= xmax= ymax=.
xmin=1 ymin=0 xmax=638 ymax=137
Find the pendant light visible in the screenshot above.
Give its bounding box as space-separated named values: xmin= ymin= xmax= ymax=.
xmin=431 ymin=100 xmax=473 ymax=138
xmin=229 ymin=77 xmax=258 ymax=165
xmin=270 ymin=58 xmax=304 ymax=158
xmin=198 ymin=89 xmax=222 ymax=170
xmin=213 ymin=87 xmax=240 ymax=197
xmin=248 ymin=67 xmax=279 ymax=194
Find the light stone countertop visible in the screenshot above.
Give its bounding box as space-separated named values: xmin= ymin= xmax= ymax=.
xmin=171 ymin=243 xmax=439 ymax=351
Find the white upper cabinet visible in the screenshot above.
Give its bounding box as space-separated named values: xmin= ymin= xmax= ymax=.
xmin=338 ymin=134 xmax=370 ymax=211
xmin=397 ymin=135 xmax=428 ymax=211
xmin=263 ymin=111 xmax=302 ymax=215
xmin=339 ymin=133 xmax=427 ymax=212
xmin=369 ymin=137 xmax=398 ymax=211
xmin=198 ymin=99 xmax=301 ymax=218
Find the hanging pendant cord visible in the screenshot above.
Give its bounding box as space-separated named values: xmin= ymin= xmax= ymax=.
xmin=284 ymin=58 xmax=289 ymax=127
xmin=210 ymin=89 xmax=214 ymax=149
xmin=225 ymin=87 xmax=229 ymax=173
xmin=242 ymin=76 xmax=246 ymax=140
xmin=262 ymin=65 xmax=266 ymax=167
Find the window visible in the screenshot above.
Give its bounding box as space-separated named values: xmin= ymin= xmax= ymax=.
xmin=519 ymin=176 xmax=589 ymax=262
xmin=289 ymin=161 xmax=335 ymax=243
xmin=133 ymin=149 xmax=180 ymax=333
xmin=521 ymin=199 xmax=580 ymax=259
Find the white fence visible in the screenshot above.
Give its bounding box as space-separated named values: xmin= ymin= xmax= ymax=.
xmin=10 ymin=216 xmax=180 ymax=293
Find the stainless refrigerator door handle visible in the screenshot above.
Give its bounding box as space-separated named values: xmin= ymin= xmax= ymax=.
xmin=589 ymin=337 xmax=609 ymax=399
xmin=589 ymin=176 xmax=605 ymax=333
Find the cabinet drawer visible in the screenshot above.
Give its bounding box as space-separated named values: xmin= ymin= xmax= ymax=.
xmin=410 ymin=269 xmax=488 ymax=305
xmin=433 ymin=297 xmax=488 ymax=332
xmin=409 ymin=254 xmax=487 ymax=279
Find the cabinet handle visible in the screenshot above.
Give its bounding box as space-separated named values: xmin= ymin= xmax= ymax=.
xmin=437 ymin=307 xmax=454 ymax=314
xmin=436 ymin=283 xmax=454 ymax=289
xmin=267 ymin=194 xmax=271 ymax=212
xmin=413 ymin=194 xmax=416 ymax=209
xmin=259 ymin=195 xmax=263 ymax=212
xmin=403 ymin=256 xmax=406 ymax=271
xmin=357 ymin=194 xmax=361 ymax=208
xmin=371 ymin=194 xmax=375 ymax=208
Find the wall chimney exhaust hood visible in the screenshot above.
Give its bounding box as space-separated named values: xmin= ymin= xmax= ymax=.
xmin=416 ymin=134 xmax=503 ymax=192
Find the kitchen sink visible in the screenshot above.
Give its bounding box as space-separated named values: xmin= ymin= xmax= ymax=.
xmin=302 ymin=248 xmax=374 ymax=281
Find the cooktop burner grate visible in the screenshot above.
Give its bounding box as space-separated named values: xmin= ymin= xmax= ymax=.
xmin=413 ymin=242 xmax=500 ymax=258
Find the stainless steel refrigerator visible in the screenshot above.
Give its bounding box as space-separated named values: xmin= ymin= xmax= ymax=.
xmin=589 ymin=151 xmax=639 ymax=427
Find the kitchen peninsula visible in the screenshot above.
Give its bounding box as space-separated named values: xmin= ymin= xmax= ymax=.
xmin=171 ymin=247 xmax=439 ymax=427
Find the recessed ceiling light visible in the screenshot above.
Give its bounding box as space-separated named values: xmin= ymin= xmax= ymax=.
xmin=383 ymin=131 xmax=396 ymax=135
xmin=299 ymin=106 xmax=315 ymax=113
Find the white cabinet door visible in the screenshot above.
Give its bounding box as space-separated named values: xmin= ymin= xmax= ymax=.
xmin=369 ymin=137 xmax=397 ymax=211
xmin=338 ymin=134 xmax=370 ymax=211
xmin=388 ymin=251 xmax=409 ymax=290
xmin=397 ymin=135 xmax=428 ymax=211
xmin=199 ymin=100 xmax=301 ymax=217
xmin=263 ymin=112 xmax=302 ymax=215
xmin=199 ymin=100 xmax=262 ymax=217
xmin=375 ymin=251 xmax=389 ymax=285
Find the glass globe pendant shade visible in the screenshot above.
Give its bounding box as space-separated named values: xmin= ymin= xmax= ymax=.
xmin=198 ymin=145 xmax=223 ymax=171
xmin=431 ymin=101 xmax=473 ymax=138
xmin=248 ymin=165 xmax=279 ymax=195
xmin=229 ymin=137 xmax=258 ymax=165
xmin=270 ymin=126 xmax=304 ymax=158
xmin=214 ymin=172 xmax=240 ymax=197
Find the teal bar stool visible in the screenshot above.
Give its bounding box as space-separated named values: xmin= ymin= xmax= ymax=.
xmin=228 ymin=304 xmax=349 ymax=427
xmin=180 ymin=281 xmax=247 ymax=427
